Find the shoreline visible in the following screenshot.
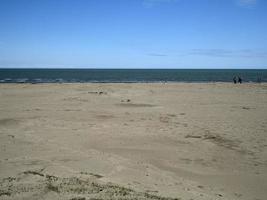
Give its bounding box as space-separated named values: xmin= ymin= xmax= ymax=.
xmin=0 ymin=81 xmax=266 ymax=84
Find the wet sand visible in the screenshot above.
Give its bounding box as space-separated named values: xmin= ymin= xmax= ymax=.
xmin=0 ymin=83 xmax=267 ymax=200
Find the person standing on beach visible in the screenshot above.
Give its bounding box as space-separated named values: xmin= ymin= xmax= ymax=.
xmin=233 ymin=76 xmax=237 ymax=84
xmin=257 ymin=77 xmax=261 ymax=83
xmin=238 ymin=76 xmax=242 ymax=84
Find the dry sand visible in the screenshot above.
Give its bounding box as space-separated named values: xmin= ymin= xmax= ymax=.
xmin=0 ymin=83 xmax=267 ymax=200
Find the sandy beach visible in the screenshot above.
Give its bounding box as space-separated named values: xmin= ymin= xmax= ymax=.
xmin=0 ymin=83 xmax=267 ymax=200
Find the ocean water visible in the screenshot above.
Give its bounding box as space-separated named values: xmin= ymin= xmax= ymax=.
xmin=0 ymin=69 xmax=266 ymax=83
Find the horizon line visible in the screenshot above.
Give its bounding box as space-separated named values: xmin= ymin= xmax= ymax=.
xmin=0 ymin=67 xmax=267 ymax=70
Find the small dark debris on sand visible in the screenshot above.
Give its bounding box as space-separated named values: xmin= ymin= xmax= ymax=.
xmin=121 ymin=99 xmax=131 ymax=102
xmin=88 ymin=91 xmax=107 ymax=95
xmin=167 ymin=114 xmax=177 ymax=117
xmin=197 ymin=185 xmax=204 ymax=189
xmin=185 ymin=135 xmax=202 ymax=139
xmin=23 ymin=170 xmax=45 ymax=177
xmin=70 ymin=197 xmax=86 ymax=200
xmin=242 ymin=106 xmax=252 ymax=110
xmin=80 ymin=172 xmax=103 ymax=179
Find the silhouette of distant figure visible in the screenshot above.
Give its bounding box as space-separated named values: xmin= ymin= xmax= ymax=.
xmin=257 ymin=77 xmax=261 ymax=83
xmin=233 ymin=76 xmax=237 ymax=84
xmin=238 ymin=76 xmax=242 ymax=84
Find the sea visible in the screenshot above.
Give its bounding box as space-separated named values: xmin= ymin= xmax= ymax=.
xmin=0 ymin=69 xmax=266 ymax=83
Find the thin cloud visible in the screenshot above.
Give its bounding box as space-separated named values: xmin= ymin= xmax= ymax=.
xmin=147 ymin=53 xmax=168 ymax=57
xmin=143 ymin=0 xmax=178 ymax=7
xmin=188 ymin=49 xmax=267 ymax=58
xmin=237 ymin=49 xmax=267 ymax=58
xmin=189 ymin=49 xmax=233 ymax=57
xmin=236 ymin=0 xmax=258 ymax=7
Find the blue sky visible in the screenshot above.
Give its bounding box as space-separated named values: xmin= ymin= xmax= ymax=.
xmin=0 ymin=0 xmax=266 ymax=69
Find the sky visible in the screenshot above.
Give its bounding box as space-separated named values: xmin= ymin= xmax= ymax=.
xmin=0 ymin=0 xmax=266 ymax=69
